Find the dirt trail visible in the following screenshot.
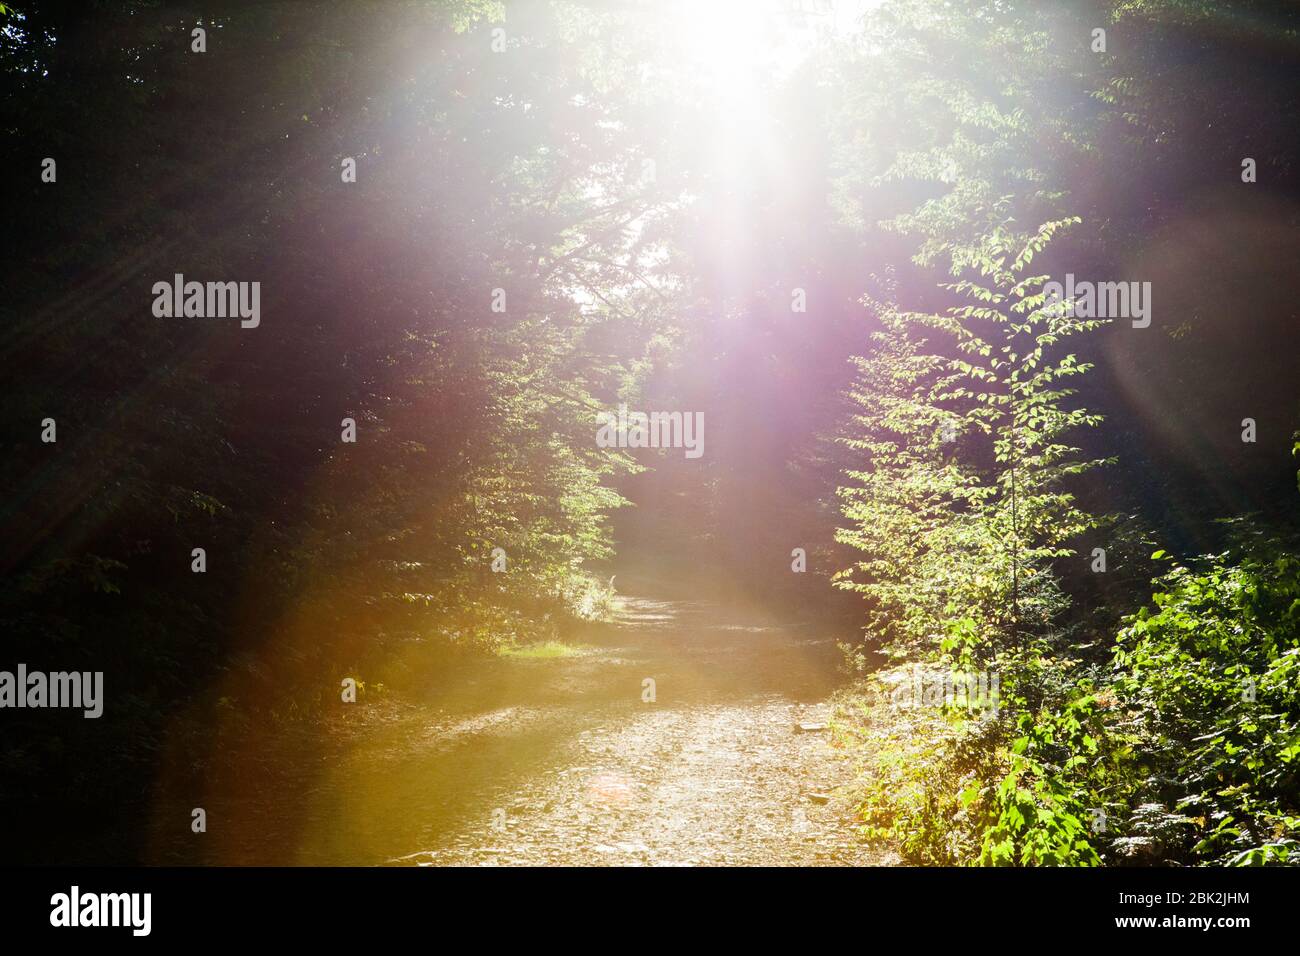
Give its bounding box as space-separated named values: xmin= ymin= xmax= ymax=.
xmin=382 ymin=596 xmax=883 ymax=866
xmin=201 ymin=593 xmax=885 ymax=866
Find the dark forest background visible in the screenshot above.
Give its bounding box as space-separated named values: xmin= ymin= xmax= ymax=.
xmin=3 ymin=0 xmax=1300 ymax=864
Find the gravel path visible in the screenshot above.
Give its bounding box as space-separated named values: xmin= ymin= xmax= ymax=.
xmin=382 ymin=596 xmax=886 ymax=866
xmin=175 ymin=595 xmax=887 ymax=866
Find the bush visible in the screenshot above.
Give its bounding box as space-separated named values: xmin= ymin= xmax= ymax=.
xmin=1108 ymin=534 xmax=1300 ymax=865
xmin=838 ymin=527 xmax=1300 ymax=866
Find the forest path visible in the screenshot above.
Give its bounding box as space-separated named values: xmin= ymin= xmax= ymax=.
xmin=214 ymin=592 xmax=885 ymax=866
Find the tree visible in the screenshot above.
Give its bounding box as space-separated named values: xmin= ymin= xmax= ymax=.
xmin=836 ymin=217 xmax=1108 ymax=673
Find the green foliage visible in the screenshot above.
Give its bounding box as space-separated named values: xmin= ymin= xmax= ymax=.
xmin=980 ymin=689 xmax=1109 ymax=866
xmin=1108 ymin=534 xmax=1300 ymax=864
xmin=835 ymin=219 xmax=1107 ymax=663
xmin=834 ymin=671 xmax=1002 ymax=865
xmin=824 ymin=0 xmax=1114 ymax=274
xmin=827 ymin=0 xmax=1300 ymax=868
xmin=0 ymin=0 xmax=686 ymax=859
xmin=844 ymin=530 xmax=1300 ymax=867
